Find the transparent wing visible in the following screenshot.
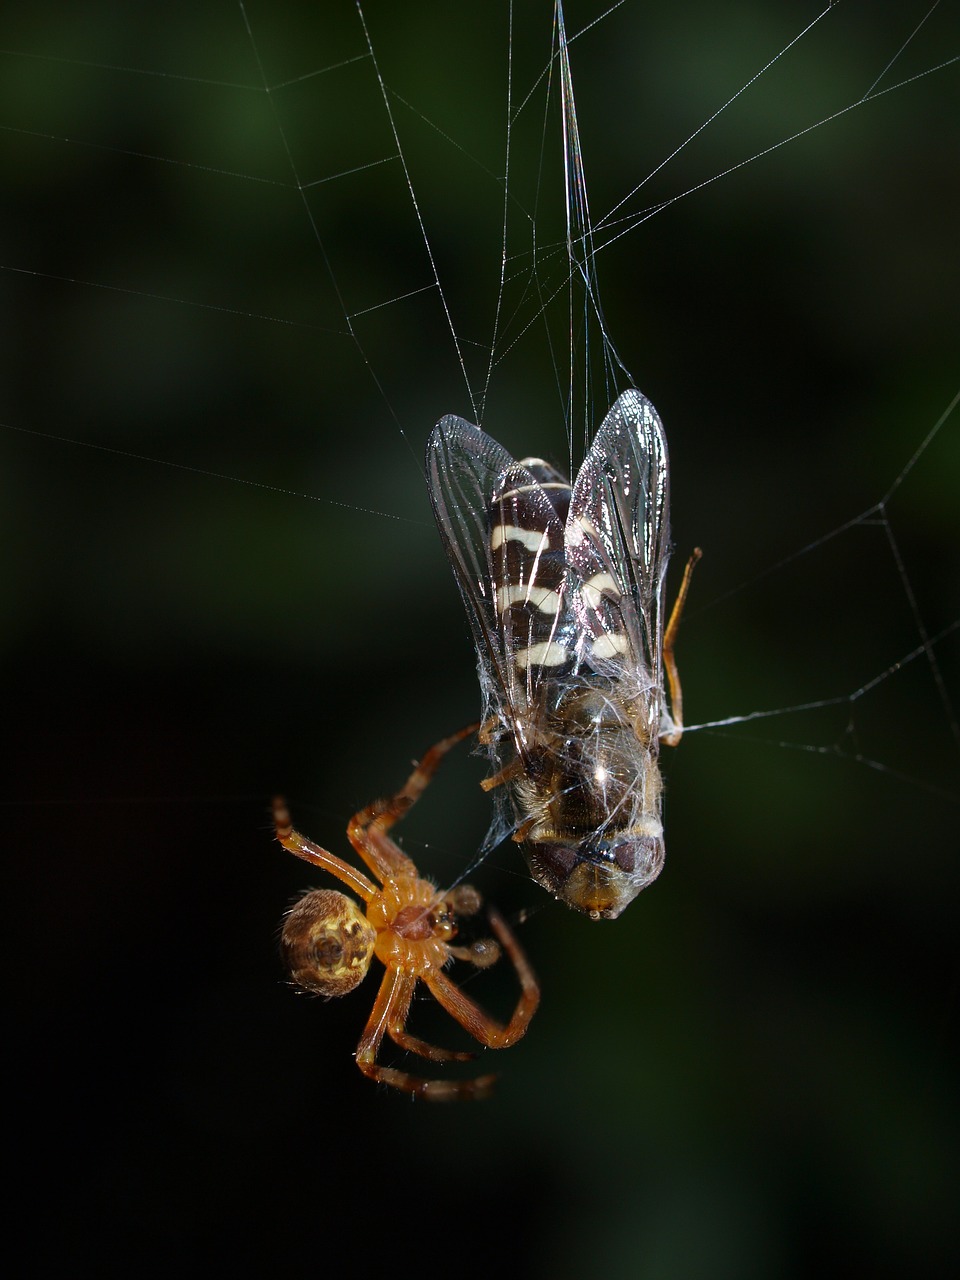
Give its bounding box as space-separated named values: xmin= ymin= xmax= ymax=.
xmin=426 ymin=415 xmax=513 ymax=691
xmin=426 ymin=415 xmax=568 ymax=746
xmin=566 ymin=389 xmax=670 ymax=698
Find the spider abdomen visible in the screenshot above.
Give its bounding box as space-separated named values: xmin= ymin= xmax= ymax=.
xmin=281 ymin=889 xmax=376 ymax=997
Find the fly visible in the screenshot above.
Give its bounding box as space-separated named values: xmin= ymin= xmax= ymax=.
xmin=426 ymin=388 xmax=700 ymax=920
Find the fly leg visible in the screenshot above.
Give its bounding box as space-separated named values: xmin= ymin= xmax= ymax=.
xmin=661 ymin=547 xmax=702 ymax=747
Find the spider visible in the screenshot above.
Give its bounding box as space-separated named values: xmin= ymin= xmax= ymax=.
xmin=273 ymin=724 xmax=540 ymax=1100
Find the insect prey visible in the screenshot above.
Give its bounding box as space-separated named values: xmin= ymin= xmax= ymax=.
xmin=427 ymin=388 xmax=700 ymax=920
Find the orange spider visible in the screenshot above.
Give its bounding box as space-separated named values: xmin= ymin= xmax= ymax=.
xmin=273 ymin=724 xmax=540 ymax=1100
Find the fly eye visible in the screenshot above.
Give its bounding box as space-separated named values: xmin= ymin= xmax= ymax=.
xmin=281 ymin=889 xmax=376 ymax=998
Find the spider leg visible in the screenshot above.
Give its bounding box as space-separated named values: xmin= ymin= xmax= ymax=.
xmin=661 ymin=547 xmax=702 ymax=748
xmin=348 ymin=723 xmax=479 ymax=881
xmin=387 ymin=1023 xmax=476 ymax=1064
xmin=357 ymin=966 xmax=494 ymax=1101
xmin=273 ymin=797 xmax=376 ymax=901
xmin=388 ymin=930 xmax=506 ymax=1060
xmin=422 ymin=907 xmax=539 ymax=1050
xmin=391 ymin=924 xmax=505 ymax=1055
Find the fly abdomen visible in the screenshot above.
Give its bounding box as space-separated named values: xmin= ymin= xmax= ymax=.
xmin=490 ymin=458 xmax=576 ymax=676
xmin=510 ymin=706 xmax=665 ymax=919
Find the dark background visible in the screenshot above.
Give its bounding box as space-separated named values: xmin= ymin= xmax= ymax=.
xmin=3 ymin=2 xmax=958 ymax=1275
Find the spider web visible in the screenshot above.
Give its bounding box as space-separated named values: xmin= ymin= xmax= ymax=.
xmin=2 ymin=0 xmax=957 ymax=877
xmin=6 ymin=8 xmax=959 ymax=1270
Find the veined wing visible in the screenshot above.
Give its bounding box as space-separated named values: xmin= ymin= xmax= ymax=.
xmin=426 ymin=416 xmax=572 ymax=753
xmin=566 ymin=389 xmax=670 ymax=724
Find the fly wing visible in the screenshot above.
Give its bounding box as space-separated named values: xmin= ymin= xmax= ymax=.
xmin=566 ymin=389 xmax=670 ymax=722
xmin=426 ymin=415 xmax=570 ymax=754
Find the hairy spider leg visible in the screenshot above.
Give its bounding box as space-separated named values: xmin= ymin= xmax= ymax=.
xmin=355 ymin=907 xmax=539 ymax=1101
xmin=273 ymin=798 xmax=376 ymax=901
xmin=355 ymin=967 xmax=497 ymax=1100
xmin=273 ymin=723 xmax=480 ymax=892
xmin=423 ymin=907 xmax=540 ymax=1049
xmin=661 ymin=547 xmax=703 ymax=748
xmin=347 ymin=722 xmax=480 ymax=881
